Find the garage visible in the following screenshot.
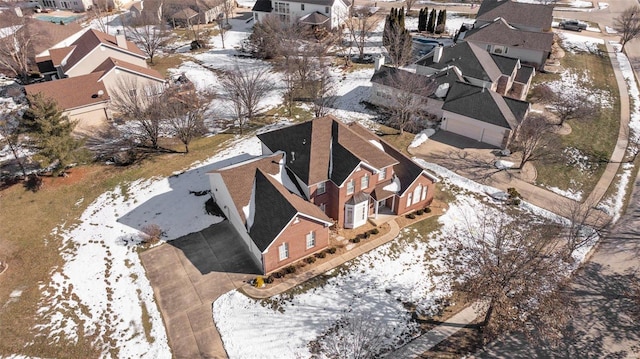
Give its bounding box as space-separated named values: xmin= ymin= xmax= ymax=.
xmin=441 ymin=117 xmax=507 ymax=148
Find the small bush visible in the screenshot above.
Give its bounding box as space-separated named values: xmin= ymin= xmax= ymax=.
xmin=254 ymin=276 xmax=264 ymax=288
xmin=326 ymin=247 xmax=337 ymax=254
xmin=369 ymin=228 xmax=379 ymax=235
xmin=356 ymin=233 xmax=366 ymax=239
xmin=24 ymin=174 xmax=43 ymax=192
xmin=139 ymin=224 xmax=164 ymax=245
xmin=350 ymin=237 xmax=361 ymax=243
xmin=305 ymin=256 xmax=316 ymax=264
xmin=363 ymin=232 xmax=370 ymax=239
xmin=314 ymin=251 xmax=326 ymax=259
xmin=406 ymin=213 xmax=416 ymax=219
xmin=285 ymin=265 xmax=296 ymax=274
xmin=265 ymin=275 xmax=274 ymax=284
xmin=424 ymin=207 xmax=431 ymax=213
xmin=273 ymin=271 xmax=284 ymax=279
xmin=416 ymin=209 xmax=424 ymax=215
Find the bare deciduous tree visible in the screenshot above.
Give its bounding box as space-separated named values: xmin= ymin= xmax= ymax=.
xmin=314 ymin=314 xmax=393 ymax=358
xmin=110 ymin=79 xmax=167 ymax=149
xmin=383 ymin=21 xmax=413 ymax=68
xmin=219 ymin=66 xmax=274 ymax=134
xmin=126 ymin=16 xmax=170 ymax=64
xmin=404 ymin=0 xmax=417 ymax=13
xmin=164 ymin=87 xmax=211 ymax=152
xmin=216 ymin=17 xmax=227 ymax=49
xmin=557 ymin=198 xmax=610 ymax=261
xmin=344 ymin=8 xmax=381 ymax=61
xmin=0 ymin=14 xmax=33 ymax=84
xmin=310 ymin=68 xmax=337 ymax=118
xmin=510 ymin=112 xmax=559 ymax=169
xmin=446 ymin=207 xmax=572 ymax=345
xmin=379 ymin=69 xmax=437 ymax=134
xmin=244 ymin=15 xmax=287 ymax=59
xmin=614 ymin=5 xmax=640 ymax=52
xmin=549 ymin=91 xmax=598 ymax=126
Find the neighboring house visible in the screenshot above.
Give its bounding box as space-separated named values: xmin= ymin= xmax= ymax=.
xmin=208 ymin=152 xmax=333 ymax=274
xmin=440 ymin=81 xmax=530 ymax=148
xmin=170 ymin=7 xmax=199 ymax=27
xmin=37 ymin=0 xmax=92 ymax=11
xmin=25 ymin=28 xmax=164 ymax=133
xmin=252 ymin=0 xmax=351 ymax=29
xmin=475 ymin=0 xmax=553 ymax=33
xmin=415 ymin=42 xmax=535 ymax=100
xmin=24 ymin=72 xmax=110 ymax=133
xmin=369 ymin=63 xmax=457 ymax=118
xmin=369 ymin=41 xmax=534 ymax=147
xmin=208 ymin=115 xmax=438 ymax=273
xmin=166 ymin=0 xmax=230 ymax=27
xmin=0 ymin=13 xmax=84 ymax=76
xmin=458 ymin=17 xmax=554 ymax=69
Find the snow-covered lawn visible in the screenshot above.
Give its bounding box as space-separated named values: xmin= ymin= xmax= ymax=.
xmin=213 ymin=157 xmax=597 ymax=358
xmin=34 ymin=136 xmax=263 ymax=357
xmin=16 ymin=7 xmax=639 ymax=359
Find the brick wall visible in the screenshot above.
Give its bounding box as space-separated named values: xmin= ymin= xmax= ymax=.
xmin=262 ymin=216 xmax=329 ymax=274
xmin=396 ymin=174 xmax=435 ymax=216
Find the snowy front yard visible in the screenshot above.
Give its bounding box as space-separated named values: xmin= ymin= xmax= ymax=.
xmin=15 ymin=8 xmax=639 ymax=359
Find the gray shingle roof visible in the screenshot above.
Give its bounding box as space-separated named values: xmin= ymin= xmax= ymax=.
xmin=416 ymin=42 xmax=503 ymax=83
xmin=490 ymin=54 xmax=519 ymax=76
xmin=515 ymin=65 xmax=535 ymax=83
xmin=257 ymin=116 xmax=398 ymax=186
xmin=370 ymin=66 xmax=438 ymax=96
xmin=463 ymin=18 xmax=554 ymax=53
xmin=252 ymin=0 xmax=272 ymax=12
xmin=442 ymin=81 xmax=528 ymax=129
xmin=476 ymin=0 xmax=553 ymax=31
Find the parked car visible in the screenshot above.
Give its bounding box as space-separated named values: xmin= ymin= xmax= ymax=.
xmin=559 ymin=20 xmax=588 ymax=31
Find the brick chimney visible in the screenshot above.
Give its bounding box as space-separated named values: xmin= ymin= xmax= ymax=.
xmin=115 ymin=34 xmax=127 ymax=49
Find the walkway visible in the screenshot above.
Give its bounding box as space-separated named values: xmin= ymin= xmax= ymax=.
xmin=410 ymin=42 xmax=631 ymax=226
xmin=394 ymin=29 xmax=637 ymax=359
xmin=387 ymin=303 xmax=485 ymax=358
xmin=242 ymin=220 xmax=400 ymax=298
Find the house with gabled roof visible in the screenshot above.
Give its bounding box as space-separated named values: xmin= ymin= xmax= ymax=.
xmin=475 ymin=0 xmax=553 ymax=33
xmin=458 ymin=18 xmax=554 ymax=69
xmin=415 ymin=41 xmax=535 ymax=100
xmin=208 ymin=152 xmax=333 ymax=274
xmin=252 ymin=0 xmax=351 ymax=29
xmin=440 ymin=81 xmax=529 ymax=148
xmin=25 ymin=28 xmax=165 ymax=133
xmin=208 ymin=116 xmax=438 ymax=273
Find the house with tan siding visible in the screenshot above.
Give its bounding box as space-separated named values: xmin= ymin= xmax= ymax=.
xmin=25 ymin=29 xmax=165 ymax=133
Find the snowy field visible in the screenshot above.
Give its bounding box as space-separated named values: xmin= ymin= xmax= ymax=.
xmin=2 ymin=7 xmax=635 ymax=359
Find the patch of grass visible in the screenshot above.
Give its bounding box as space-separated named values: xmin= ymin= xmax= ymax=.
xmin=534 ymin=46 xmax=620 ymax=192
xmin=376 ymin=125 xmax=416 ymax=156
xmin=0 ymin=133 xmax=233 ymax=357
xmin=148 ymin=54 xmax=189 ymax=78
xmin=262 ymin=103 xmax=315 ymax=123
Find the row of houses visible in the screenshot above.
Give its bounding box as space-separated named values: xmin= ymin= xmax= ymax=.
xmin=370 ymin=0 xmax=554 ymax=149
xmin=23 ymin=28 xmax=165 ymax=133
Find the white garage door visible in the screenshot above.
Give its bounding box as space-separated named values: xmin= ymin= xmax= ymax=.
xmin=444 ymin=119 xmax=483 ymax=141
xmin=444 ymin=118 xmax=505 ymax=147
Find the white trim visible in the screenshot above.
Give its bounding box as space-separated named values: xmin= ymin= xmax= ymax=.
xmin=97 ymin=65 xmax=165 ymax=83
xmin=338 ymin=161 xmax=380 ymax=187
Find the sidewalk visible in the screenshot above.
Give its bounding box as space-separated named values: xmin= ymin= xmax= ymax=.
xmin=387 ymin=302 xmax=485 ymax=358
xmin=242 ymin=220 xmax=400 ymax=298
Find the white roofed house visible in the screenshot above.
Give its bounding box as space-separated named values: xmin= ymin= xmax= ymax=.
xmin=251 ymin=0 xmax=351 ymax=29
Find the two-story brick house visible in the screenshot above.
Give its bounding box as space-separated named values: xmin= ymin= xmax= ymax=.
xmin=207 ymin=116 xmax=438 ymax=274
